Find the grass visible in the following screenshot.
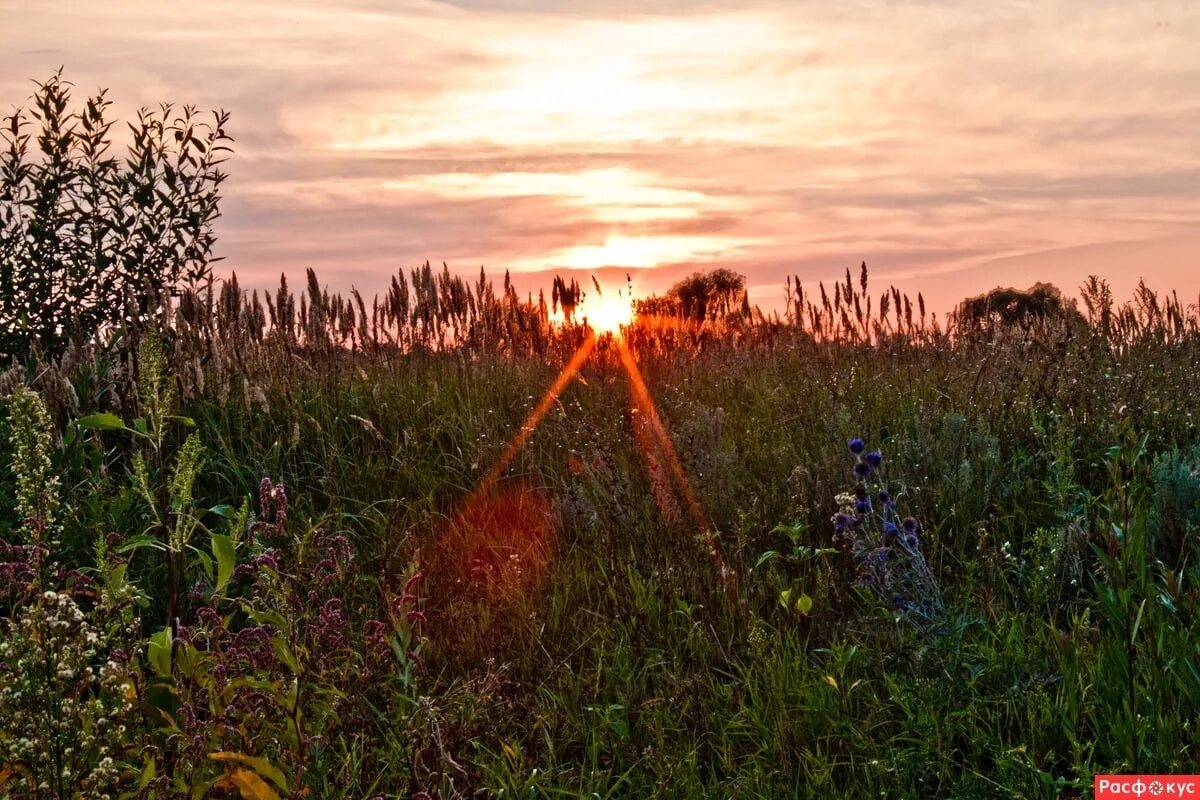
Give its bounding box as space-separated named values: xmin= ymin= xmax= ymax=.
xmin=2 ymin=274 xmax=1200 ymax=799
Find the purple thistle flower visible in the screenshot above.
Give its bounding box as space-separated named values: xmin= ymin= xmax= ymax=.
xmin=866 ymin=450 xmax=883 ymax=468
xmin=853 ymin=461 xmax=872 ymax=479
xmin=848 ymin=437 xmax=866 ymax=454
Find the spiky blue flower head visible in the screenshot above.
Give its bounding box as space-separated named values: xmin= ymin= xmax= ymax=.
xmin=901 ymin=517 xmax=920 ymax=534
xmin=848 ymin=437 xmax=866 ymax=455
xmin=866 ymin=450 xmax=883 ymax=468
xmin=883 ymin=521 xmax=899 ymax=537
xmin=853 ymin=461 xmax=872 ymax=479
xmin=903 ymin=533 xmax=919 ymax=550
xmin=855 ymin=497 xmax=872 ymax=515
xmin=878 ymin=490 xmax=892 ymax=506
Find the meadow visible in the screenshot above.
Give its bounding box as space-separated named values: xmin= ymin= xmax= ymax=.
xmin=3 ymin=76 xmax=1200 ymax=799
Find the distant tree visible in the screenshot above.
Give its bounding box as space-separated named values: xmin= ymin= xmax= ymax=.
xmin=955 ymin=282 xmax=1081 ymax=333
xmin=636 ymin=268 xmax=748 ymax=323
xmin=0 ymin=71 xmax=232 ymax=358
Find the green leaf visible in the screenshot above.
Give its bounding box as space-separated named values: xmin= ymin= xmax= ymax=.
xmin=795 ymin=593 xmax=814 ymax=615
xmin=212 ymin=533 xmax=236 ymax=593
xmin=609 ymin=718 xmax=629 ymax=739
xmin=116 ymin=534 xmax=167 ymax=553
xmin=138 ymin=755 xmax=156 ymax=789
xmin=148 ymin=627 xmax=173 ymax=678
xmin=752 ymin=550 xmax=778 ymax=573
xmin=194 ymin=549 xmax=214 ymax=582
xmin=208 ymin=504 xmax=237 ymax=519
xmin=73 ymin=412 xmax=127 ymax=431
xmin=270 ymin=635 xmax=299 ymax=674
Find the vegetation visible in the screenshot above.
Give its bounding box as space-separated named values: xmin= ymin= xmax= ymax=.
xmin=3 ymin=75 xmax=1200 ymax=800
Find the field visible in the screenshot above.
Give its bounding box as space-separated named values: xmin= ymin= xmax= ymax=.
xmin=3 ymin=265 xmax=1200 ymax=799
xmin=2 ymin=75 xmax=1200 ymax=799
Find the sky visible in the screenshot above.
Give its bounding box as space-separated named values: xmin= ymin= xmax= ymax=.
xmin=2 ymin=0 xmax=1199 ymax=313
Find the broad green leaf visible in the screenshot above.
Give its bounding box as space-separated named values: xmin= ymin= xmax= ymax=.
xmin=138 ymin=756 xmax=156 ymax=789
xmin=778 ymin=589 xmax=793 ymax=610
xmin=795 ymin=593 xmax=814 ymax=615
xmin=609 ymin=719 xmax=629 ymax=739
xmin=73 ymin=412 xmax=127 ymax=431
xmin=212 ymin=534 xmax=236 ymax=593
xmin=148 ymin=627 xmax=173 ymax=678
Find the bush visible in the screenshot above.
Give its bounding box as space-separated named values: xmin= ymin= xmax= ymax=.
xmin=0 ymin=71 xmax=231 ymax=358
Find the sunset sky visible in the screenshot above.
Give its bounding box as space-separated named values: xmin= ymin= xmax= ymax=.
xmin=3 ymin=0 xmax=1199 ymax=312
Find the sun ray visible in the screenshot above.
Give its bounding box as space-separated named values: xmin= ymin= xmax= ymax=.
xmin=466 ymin=333 xmax=598 ymax=506
xmin=616 ymin=338 xmax=737 ymax=599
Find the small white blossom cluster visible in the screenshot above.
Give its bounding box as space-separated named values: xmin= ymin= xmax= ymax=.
xmin=6 ymin=386 xmax=62 ymax=539
xmin=0 ymin=590 xmax=135 ymax=798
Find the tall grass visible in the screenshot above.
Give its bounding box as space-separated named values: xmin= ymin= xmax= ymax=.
xmin=3 ymin=262 xmax=1200 ymax=798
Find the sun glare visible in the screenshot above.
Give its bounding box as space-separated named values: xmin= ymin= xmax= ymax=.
xmin=585 ymin=294 xmax=634 ymax=334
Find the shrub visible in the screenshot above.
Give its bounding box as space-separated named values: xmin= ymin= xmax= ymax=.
xmin=0 ymin=72 xmax=232 ymax=357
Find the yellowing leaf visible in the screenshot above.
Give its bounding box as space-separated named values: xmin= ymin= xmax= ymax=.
xmin=228 ymin=768 xmax=282 ymax=800
xmin=208 ymin=753 xmax=289 ymax=793
xmin=823 ymin=675 xmax=839 ymax=690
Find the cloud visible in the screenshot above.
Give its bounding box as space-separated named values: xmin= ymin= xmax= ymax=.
xmin=2 ymin=0 xmax=1199 ymax=312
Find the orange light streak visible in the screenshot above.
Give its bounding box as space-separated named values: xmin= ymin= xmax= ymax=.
xmin=466 ymin=333 xmax=597 ymax=505
xmin=455 ymin=328 xmax=735 ymax=603
xmin=616 ymin=337 xmax=737 ymax=598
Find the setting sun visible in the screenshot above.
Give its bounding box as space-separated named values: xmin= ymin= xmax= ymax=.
xmin=583 ymin=293 xmax=635 ymax=335
xmin=4 ymin=3 xmax=1200 ymax=795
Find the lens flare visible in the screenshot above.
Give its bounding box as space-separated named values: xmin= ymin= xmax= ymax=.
xmin=452 ymin=328 xmax=735 ymax=608
xmin=585 ymin=295 xmax=634 ymax=335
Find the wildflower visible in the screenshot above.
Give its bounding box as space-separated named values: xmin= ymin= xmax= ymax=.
xmin=848 ymin=437 xmax=866 ymax=454
xmin=829 ymin=437 xmax=946 ymax=635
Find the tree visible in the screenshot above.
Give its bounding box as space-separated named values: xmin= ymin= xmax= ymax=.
xmin=955 ymin=282 xmax=1081 ymax=333
xmin=636 ymin=268 xmax=747 ymax=323
xmin=0 ymin=71 xmax=232 ymax=358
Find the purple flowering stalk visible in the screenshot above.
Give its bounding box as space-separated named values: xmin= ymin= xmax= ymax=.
xmin=833 ymin=437 xmax=946 ymax=633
